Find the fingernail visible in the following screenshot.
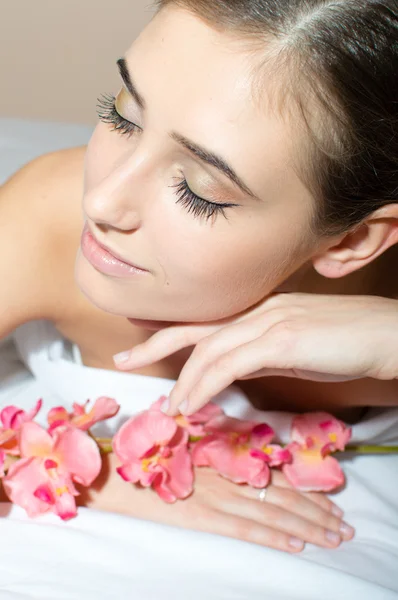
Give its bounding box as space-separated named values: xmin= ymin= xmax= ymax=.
xmin=113 ymin=351 xmax=131 ymax=365
xmin=326 ymin=530 xmax=341 ymax=545
xmin=289 ymin=537 xmax=304 ymax=550
xmin=331 ymin=505 xmax=344 ymax=518
xmin=160 ymin=397 xmax=170 ymax=414
xmin=339 ymin=522 xmax=355 ymax=539
xmin=179 ymin=399 xmax=189 ymax=415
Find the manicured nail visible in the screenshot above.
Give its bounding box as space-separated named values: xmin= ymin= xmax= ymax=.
xmin=160 ymin=397 xmax=170 ymax=414
xmin=339 ymin=522 xmax=355 ymax=539
xmin=331 ymin=505 xmax=344 ymax=518
xmin=113 ymin=351 xmax=131 ymax=365
xmin=326 ymin=530 xmax=341 ymax=545
xmin=289 ymin=537 xmax=304 ymax=550
xmin=179 ymin=399 xmax=189 ymax=415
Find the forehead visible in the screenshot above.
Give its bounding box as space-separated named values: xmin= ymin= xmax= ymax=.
xmin=124 ymin=5 xmax=311 ymax=207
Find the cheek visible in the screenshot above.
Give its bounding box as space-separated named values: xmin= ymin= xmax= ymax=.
xmin=155 ymin=213 xmax=300 ymax=315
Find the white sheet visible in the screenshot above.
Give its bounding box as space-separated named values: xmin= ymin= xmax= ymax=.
xmin=0 ymin=117 xmax=92 ymax=185
xmin=0 ymin=321 xmax=396 ymax=599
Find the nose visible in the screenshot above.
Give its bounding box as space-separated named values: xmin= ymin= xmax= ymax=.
xmin=84 ymin=151 xmax=151 ymax=232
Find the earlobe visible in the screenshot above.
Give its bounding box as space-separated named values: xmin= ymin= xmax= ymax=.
xmin=312 ymin=204 xmax=398 ymax=279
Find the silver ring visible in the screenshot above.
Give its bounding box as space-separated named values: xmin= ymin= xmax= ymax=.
xmin=258 ymin=487 xmax=268 ymax=502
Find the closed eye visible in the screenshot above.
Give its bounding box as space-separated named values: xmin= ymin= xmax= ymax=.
xmin=170 ymin=176 xmax=238 ymax=222
xmin=97 ymin=93 xmax=239 ymax=223
xmin=97 ymin=93 xmax=141 ymax=137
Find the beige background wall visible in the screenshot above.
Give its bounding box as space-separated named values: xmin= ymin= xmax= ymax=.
xmin=0 ymin=0 xmax=155 ymax=124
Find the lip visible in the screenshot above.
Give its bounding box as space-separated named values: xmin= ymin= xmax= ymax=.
xmin=81 ymin=224 xmax=149 ymax=278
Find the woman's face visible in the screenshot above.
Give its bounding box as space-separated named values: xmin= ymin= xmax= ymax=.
xmin=76 ymin=5 xmax=320 ymax=323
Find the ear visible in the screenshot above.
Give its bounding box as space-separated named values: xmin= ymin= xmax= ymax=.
xmin=312 ymin=203 xmax=398 ymax=279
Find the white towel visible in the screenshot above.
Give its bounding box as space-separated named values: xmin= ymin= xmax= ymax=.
xmin=0 ymin=320 xmax=395 ymax=599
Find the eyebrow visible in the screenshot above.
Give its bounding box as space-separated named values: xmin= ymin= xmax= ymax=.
xmin=117 ymin=58 xmax=146 ymax=111
xmin=116 ymin=58 xmax=259 ymax=200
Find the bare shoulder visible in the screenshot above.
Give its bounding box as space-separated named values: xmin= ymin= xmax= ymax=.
xmin=0 ymin=146 xmax=86 ymax=339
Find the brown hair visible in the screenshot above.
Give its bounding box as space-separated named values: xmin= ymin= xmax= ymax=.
xmin=154 ymin=0 xmax=398 ymax=235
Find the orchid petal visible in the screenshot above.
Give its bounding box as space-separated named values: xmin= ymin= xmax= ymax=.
xmin=72 ymin=397 xmax=120 ymax=430
xmin=48 ymin=420 xmax=69 ymax=435
xmin=0 ymin=449 xmax=5 ymax=477
xmin=47 ymin=406 xmax=69 ymax=426
xmin=34 ymin=484 xmax=54 ymax=505
xmin=191 ymin=437 xmax=214 ymax=467
xmin=53 ymin=427 xmax=102 ymax=486
xmin=151 ymin=469 xmax=177 ymax=503
xmin=175 ymin=402 xmax=224 ymax=437
xmin=150 ymin=396 xmax=169 ymax=412
xmin=8 ymin=410 xmax=26 ymax=431
xmin=3 ymin=458 xmax=53 ymax=517
xmin=0 ymin=429 xmax=19 ymax=455
xmin=194 ymin=437 xmax=270 ymax=488
xmin=0 ymin=406 xmax=21 ymax=429
xmin=49 ymin=471 xmax=78 ymax=521
xmin=22 ymin=399 xmax=43 ymax=423
xmin=188 ymin=402 xmax=224 ymax=425
xmin=250 ymin=423 xmax=275 ymax=448
xmin=19 ymin=422 xmax=53 ymax=459
xmin=205 ymin=415 xmax=257 ymax=435
xmin=159 ymin=444 xmax=193 ymax=500
xmin=113 ymin=411 xmax=178 ymax=461
xmin=283 ymin=444 xmax=345 ymax=492
xmin=54 ymin=491 xmax=77 ymax=521
xmin=291 ymin=412 xmax=352 ymax=452
xmin=267 ymin=446 xmax=292 ymax=467
xmin=72 ymin=402 xmax=88 ymax=417
xmin=117 ymin=463 xmax=141 ymax=483
xmin=1 ymin=407 xmax=23 ymax=430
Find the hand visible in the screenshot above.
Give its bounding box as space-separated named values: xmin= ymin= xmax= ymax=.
xmin=80 ymin=453 xmax=354 ymax=553
xmin=114 ymin=293 xmax=398 ymax=415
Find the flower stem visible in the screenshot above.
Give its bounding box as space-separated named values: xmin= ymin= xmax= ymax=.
xmin=91 ymin=437 xmax=398 ymax=456
xmin=95 ymin=438 xmax=113 ymax=455
xmin=344 ymin=445 xmax=398 ymax=454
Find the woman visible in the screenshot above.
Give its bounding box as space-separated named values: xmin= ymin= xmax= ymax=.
xmin=0 ymin=0 xmax=397 ymax=592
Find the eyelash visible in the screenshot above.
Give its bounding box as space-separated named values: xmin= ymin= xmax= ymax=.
xmin=97 ymin=93 xmax=141 ymax=137
xmin=97 ymin=93 xmax=237 ymax=222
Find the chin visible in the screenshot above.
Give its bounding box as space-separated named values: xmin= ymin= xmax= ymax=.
xmin=74 ymin=250 xmax=173 ymax=322
xmin=74 ymin=251 xmax=127 ymax=317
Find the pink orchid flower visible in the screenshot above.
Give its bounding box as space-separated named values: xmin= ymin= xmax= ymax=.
xmin=283 ymin=412 xmax=352 ymax=492
xmin=151 ymin=397 xmax=223 ymax=438
xmin=47 ymin=397 xmax=120 ymax=433
xmin=192 ymin=416 xmax=291 ymax=488
xmin=113 ymin=409 xmax=193 ymax=503
xmin=0 ymin=400 xmax=42 ymax=456
xmin=0 ymin=450 xmax=5 ymax=478
xmin=3 ymin=421 xmax=102 ymax=520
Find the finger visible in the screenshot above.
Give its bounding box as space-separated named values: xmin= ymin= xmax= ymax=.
xmin=113 ymin=323 xmax=217 ymax=370
xmin=114 ymin=297 xmax=292 ymax=373
xmin=303 ymin=491 xmax=344 ymax=517
xmin=210 ymin=510 xmax=305 ymax=553
xmin=176 ymin=333 xmax=290 ymax=415
xmin=240 ymin=481 xmax=345 ymax=532
xmin=237 ymin=496 xmax=344 ymax=549
xmin=265 ymin=486 xmax=354 ymax=542
xmin=166 ymin=317 xmax=274 ymax=415
xmin=271 ymin=470 xmax=345 ymax=518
